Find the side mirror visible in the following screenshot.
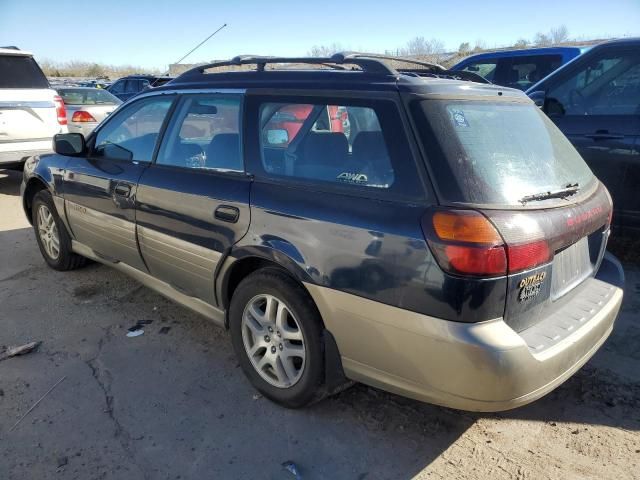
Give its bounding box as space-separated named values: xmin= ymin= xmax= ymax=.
xmin=265 ymin=128 xmax=289 ymax=146
xmin=53 ymin=133 xmax=86 ymax=156
xmin=528 ymin=90 xmax=546 ymax=109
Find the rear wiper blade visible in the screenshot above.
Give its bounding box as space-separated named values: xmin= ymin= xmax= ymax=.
xmin=519 ymin=183 xmax=580 ymax=205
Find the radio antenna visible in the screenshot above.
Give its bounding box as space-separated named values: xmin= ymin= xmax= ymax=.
xmin=165 ymin=23 xmax=228 ymax=74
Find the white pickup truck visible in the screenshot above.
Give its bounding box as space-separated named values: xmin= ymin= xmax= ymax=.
xmin=0 ymin=47 xmax=67 ymax=168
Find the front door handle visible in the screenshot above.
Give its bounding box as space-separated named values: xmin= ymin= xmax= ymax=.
xmin=214 ymin=205 xmax=240 ymax=223
xmin=113 ymin=183 xmax=132 ymax=198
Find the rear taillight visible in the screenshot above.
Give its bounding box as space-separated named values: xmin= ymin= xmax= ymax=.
xmin=423 ymin=209 xmax=551 ymax=278
xmin=53 ymin=95 xmax=67 ymax=125
xmin=71 ymin=111 xmax=97 ymax=123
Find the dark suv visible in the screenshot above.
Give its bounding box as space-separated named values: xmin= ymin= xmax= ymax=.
xmin=106 ymin=74 xmax=174 ymax=102
xmin=527 ymin=38 xmax=640 ymax=234
xmin=21 ymin=54 xmax=624 ymax=411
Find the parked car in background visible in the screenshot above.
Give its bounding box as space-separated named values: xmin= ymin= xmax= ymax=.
xmin=106 ymin=75 xmax=174 ymax=102
xmin=21 ymin=53 xmax=623 ymax=412
xmin=452 ymin=46 xmax=586 ymax=90
xmin=0 ymin=46 xmax=67 ymax=168
xmin=57 ymin=87 xmax=121 ymax=136
xmin=527 ymin=38 xmax=640 ymax=234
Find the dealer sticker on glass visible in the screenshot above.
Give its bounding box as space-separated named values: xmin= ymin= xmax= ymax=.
xmin=451 ymin=109 xmax=469 ymax=127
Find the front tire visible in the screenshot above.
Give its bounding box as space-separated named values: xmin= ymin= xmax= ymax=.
xmin=32 ymin=190 xmax=87 ymax=271
xmin=229 ymin=268 xmax=325 ymax=408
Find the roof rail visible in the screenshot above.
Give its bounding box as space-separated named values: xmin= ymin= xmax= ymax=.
xmin=398 ymin=68 xmax=491 ymax=84
xmin=340 ymin=51 xmax=446 ymax=71
xmin=177 ymin=53 xmax=398 ymax=79
xmin=175 ymin=52 xmax=490 ymax=84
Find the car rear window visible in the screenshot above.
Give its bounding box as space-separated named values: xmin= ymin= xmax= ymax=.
xmin=0 ymin=54 xmax=49 ymax=88
xmin=58 ymin=88 xmax=121 ymax=105
xmin=412 ymin=99 xmax=595 ymax=206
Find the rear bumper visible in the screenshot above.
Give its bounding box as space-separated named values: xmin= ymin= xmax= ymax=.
xmin=0 ymin=139 xmax=53 ymax=164
xmin=305 ymin=255 xmax=624 ymax=412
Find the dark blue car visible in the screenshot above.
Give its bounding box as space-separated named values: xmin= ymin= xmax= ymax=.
xmin=452 ymin=46 xmax=587 ymax=90
xmin=527 ymin=38 xmax=640 ymax=234
xmin=20 ymin=54 xmax=624 ymax=411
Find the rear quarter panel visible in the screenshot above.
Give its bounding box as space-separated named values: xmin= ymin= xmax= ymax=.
xmin=233 ymin=182 xmax=507 ymax=323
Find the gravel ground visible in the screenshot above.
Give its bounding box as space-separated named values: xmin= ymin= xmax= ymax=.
xmin=1 ymin=168 xmax=639 ymax=480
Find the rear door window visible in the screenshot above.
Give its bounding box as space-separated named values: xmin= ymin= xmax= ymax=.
xmin=0 ymin=54 xmax=49 ymax=88
xmin=260 ymin=103 xmax=394 ymax=189
xmin=253 ymin=97 xmax=422 ymax=197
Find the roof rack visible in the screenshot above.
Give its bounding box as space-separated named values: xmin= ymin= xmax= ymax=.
xmin=178 ymin=53 xmax=397 ymax=78
xmin=176 ymin=52 xmax=490 ymax=84
xmin=398 ymin=68 xmax=491 ymax=84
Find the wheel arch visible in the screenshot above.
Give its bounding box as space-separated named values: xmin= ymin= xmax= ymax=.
xmin=218 ymin=246 xmax=315 ymax=317
xmin=218 ymin=246 xmax=350 ymax=395
xmin=22 ymin=176 xmax=51 ymax=225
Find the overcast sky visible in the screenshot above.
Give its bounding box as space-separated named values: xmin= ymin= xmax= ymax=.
xmin=1 ymin=0 xmax=638 ymax=69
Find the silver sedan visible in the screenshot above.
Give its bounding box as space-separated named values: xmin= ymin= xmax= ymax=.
xmin=57 ymin=87 xmax=121 ymax=136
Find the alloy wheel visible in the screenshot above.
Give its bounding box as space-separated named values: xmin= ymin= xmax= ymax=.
xmin=37 ymin=205 xmax=60 ymax=260
xmin=241 ymin=294 xmax=306 ymax=388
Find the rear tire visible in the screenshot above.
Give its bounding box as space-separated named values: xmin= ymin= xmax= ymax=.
xmin=32 ymin=190 xmax=87 ymax=271
xmin=229 ymin=268 xmax=325 ymax=408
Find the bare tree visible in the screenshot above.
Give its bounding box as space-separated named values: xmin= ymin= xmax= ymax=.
xmin=550 ymin=25 xmax=569 ymax=44
xmin=397 ymin=37 xmax=446 ymax=62
xmin=472 ymin=39 xmax=487 ymax=53
xmin=513 ymin=38 xmax=529 ymax=49
xmin=534 ymin=32 xmax=553 ymax=46
xmin=307 ymin=43 xmax=344 ymax=57
xmin=458 ymin=42 xmax=471 ymax=55
xmin=38 ymin=59 xmax=160 ymax=78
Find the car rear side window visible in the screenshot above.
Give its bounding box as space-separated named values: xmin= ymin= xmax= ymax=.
xmin=501 ymin=55 xmax=563 ymax=90
xmin=259 ymin=102 xmax=399 ymax=190
xmin=461 ymin=60 xmax=498 ymax=82
xmin=93 ymin=96 xmax=173 ymax=162
xmin=157 ymin=94 xmax=242 ymax=171
xmin=0 ymin=55 xmax=49 ymax=88
xmin=412 ymin=99 xmax=595 ymax=206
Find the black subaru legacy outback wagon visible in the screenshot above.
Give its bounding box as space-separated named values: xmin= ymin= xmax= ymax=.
xmin=21 ymin=53 xmax=624 ymax=411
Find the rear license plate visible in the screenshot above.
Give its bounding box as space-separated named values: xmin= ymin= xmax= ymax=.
xmin=551 ymin=236 xmax=592 ymax=300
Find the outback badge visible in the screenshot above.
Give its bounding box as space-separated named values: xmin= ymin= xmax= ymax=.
xmin=518 ymin=271 xmax=546 ymax=302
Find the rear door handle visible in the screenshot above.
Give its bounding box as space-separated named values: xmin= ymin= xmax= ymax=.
xmin=214 ymin=205 xmax=240 ymax=223
xmin=584 ymin=132 xmax=625 ymax=140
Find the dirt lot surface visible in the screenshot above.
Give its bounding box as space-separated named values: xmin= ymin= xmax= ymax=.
xmin=1 ymin=169 xmax=639 ymax=479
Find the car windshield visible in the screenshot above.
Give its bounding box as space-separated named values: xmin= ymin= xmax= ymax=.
xmin=0 ymin=54 xmax=49 ymax=88
xmin=58 ymin=88 xmax=121 ymax=105
xmin=412 ymin=99 xmax=595 ymax=206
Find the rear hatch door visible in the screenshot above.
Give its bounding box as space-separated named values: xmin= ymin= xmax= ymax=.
xmin=410 ymin=88 xmax=612 ymax=332
xmin=0 ymin=51 xmax=59 ymax=142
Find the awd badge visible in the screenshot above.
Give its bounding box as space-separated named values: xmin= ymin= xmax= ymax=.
xmin=518 ymin=271 xmax=546 ymax=302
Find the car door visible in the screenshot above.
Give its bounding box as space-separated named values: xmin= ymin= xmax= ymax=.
xmin=542 ymin=45 xmax=640 ymax=231
xmin=63 ymin=94 xmax=175 ymax=270
xmin=135 ymin=93 xmax=251 ymax=305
